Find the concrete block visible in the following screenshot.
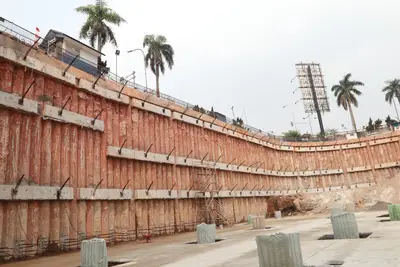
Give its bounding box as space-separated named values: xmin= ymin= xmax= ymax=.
xmin=172 ymin=112 xmax=203 ymax=127
xmin=134 ymin=189 xmax=178 ymax=199
xmin=131 ymin=98 xmax=171 ymax=117
xmin=203 ymin=121 xmax=223 ymax=133
xmin=342 ymin=142 xmax=367 ymax=149
xmin=79 ymin=79 xmax=130 ymax=105
xmin=247 ymin=215 xmax=254 ymax=224
xmin=369 ymin=137 xmax=398 ymax=146
xmin=374 ymin=161 xmax=399 ymax=170
xmin=255 ymin=232 xmax=303 ymax=267
xmin=79 ymin=188 xmax=132 ymax=200
xmin=80 ymin=238 xmax=108 ymax=267
xmin=347 ymin=165 xmax=372 ymax=173
xmin=388 ymin=204 xmax=400 ymax=221
xmin=349 ymin=182 xmax=375 ymax=189
xmin=0 ymin=90 xmax=39 ymax=115
xmin=134 ymin=189 xmax=156 ymax=199
xmin=316 ymin=145 xmax=340 ymax=151
xmin=331 ymin=213 xmax=359 ymax=239
xmin=274 ymin=211 xmax=281 ymax=219
xmin=252 ymin=216 xmax=266 ymax=230
xmin=196 ymin=223 xmax=216 ymax=244
xmin=0 ymin=185 xmax=73 ymax=200
xmin=214 ymin=190 xmax=230 ymax=198
xmin=42 ymin=104 xmax=104 ymax=131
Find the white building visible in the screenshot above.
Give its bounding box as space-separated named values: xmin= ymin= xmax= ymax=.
xmin=40 ymin=29 xmax=105 ymax=76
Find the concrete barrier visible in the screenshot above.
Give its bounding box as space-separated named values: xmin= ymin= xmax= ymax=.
xmin=331 ymin=213 xmax=359 ymax=239
xmin=256 ymin=232 xmax=303 ymax=267
xmin=80 ymin=238 xmax=108 ymax=267
xmin=196 ymin=223 xmax=216 ymax=244
xmin=252 ymin=216 xmax=266 ymax=230
xmin=388 ymin=204 xmax=400 ymax=221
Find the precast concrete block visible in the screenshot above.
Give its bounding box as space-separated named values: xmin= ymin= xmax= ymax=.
xmin=42 ymin=104 xmax=104 ymax=131
xmin=247 ymin=215 xmax=255 ymax=224
xmin=252 ymin=216 xmax=266 ymax=230
xmin=0 ymin=185 xmax=73 ymax=200
xmin=388 ymin=204 xmax=400 ymax=221
xmin=255 ymin=232 xmax=303 ymax=267
xmin=196 ymin=223 xmax=216 ymax=244
xmin=0 ymin=90 xmax=39 ymax=115
xmin=79 ymin=188 xmax=132 ymax=200
xmin=80 ymin=238 xmax=108 ymax=267
xmin=331 ymin=213 xmax=359 ymax=239
xmin=274 ymin=211 xmax=281 ymax=219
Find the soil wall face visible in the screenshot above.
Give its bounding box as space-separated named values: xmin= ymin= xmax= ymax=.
xmin=0 ymin=35 xmax=399 ymax=259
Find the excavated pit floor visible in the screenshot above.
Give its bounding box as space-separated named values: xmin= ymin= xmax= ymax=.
xmin=5 ymin=211 xmax=400 ymax=267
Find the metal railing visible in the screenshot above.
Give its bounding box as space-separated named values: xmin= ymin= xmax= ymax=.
xmin=0 ymin=16 xmax=393 ymax=143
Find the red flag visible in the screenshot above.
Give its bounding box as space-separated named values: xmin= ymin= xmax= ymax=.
xmin=35 ymin=27 xmax=40 ymax=39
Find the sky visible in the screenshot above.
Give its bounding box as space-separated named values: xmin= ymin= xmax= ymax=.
xmin=2 ymin=0 xmax=400 ymax=135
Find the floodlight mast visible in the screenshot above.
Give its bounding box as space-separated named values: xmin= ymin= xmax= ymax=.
xmin=295 ymin=63 xmax=329 ymax=137
xmin=306 ymin=65 xmax=325 ymax=136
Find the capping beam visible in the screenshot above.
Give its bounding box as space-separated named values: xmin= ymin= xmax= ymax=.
xmin=42 ymin=105 xmax=104 ymax=131
xmin=0 ymin=90 xmax=39 ymax=115
xmin=0 ymin=185 xmax=73 ymax=200
xmin=78 ymin=188 xmax=132 ymax=200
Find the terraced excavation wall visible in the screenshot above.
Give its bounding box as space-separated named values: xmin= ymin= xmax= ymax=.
xmin=0 ymin=34 xmax=400 ymax=259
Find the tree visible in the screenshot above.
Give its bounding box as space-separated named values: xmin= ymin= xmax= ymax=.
xmin=325 ymin=128 xmax=338 ymax=136
xmin=76 ymin=1 xmax=126 ymax=52
xmin=374 ymin=119 xmax=382 ymax=130
xmin=283 ymin=130 xmax=301 ymax=139
xmin=385 ymin=115 xmax=397 ymax=127
xmin=382 ymin=79 xmax=400 ymax=120
xmin=331 ymin=73 xmax=364 ymax=134
xmin=366 ymin=118 xmax=374 ymax=132
xmin=143 ymin=35 xmax=175 ymax=97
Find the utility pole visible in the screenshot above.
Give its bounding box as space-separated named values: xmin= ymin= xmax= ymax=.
xmin=307 ymin=65 xmax=325 ymax=136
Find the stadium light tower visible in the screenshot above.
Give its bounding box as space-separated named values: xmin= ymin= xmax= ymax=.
xmin=295 ymin=63 xmax=330 ymax=136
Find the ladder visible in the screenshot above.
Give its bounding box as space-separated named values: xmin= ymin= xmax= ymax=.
xmin=193 ymin=160 xmax=232 ymax=225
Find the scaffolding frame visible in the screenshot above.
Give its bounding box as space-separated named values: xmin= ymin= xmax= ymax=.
xmin=193 ymin=161 xmax=232 ymax=225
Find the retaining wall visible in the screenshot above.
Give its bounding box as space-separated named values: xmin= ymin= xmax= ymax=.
xmin=0 ymin=33 xmax=399 ymax=259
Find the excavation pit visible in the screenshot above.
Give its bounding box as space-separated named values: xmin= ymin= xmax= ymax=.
xmin=78 ymin=260 xmax=131 ymax=267
xmin=318 ymin=232 xmax=372 ymax=240
xmin=249 ymin=226 xmax=273 ymax=231
xmin=376 ymin=214 xmax=390 ymax=218
xmin=185 ymin=238 xmax=225 ymax=244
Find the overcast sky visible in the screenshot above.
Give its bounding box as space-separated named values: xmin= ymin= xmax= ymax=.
xmin=3 ymin=0 xmax=400 ymax=134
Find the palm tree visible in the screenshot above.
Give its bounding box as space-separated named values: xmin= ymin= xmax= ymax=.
xmin=76 ymin=1 xmax=126 ymax=52
xmin=382 ymin=79 xmax=400 ymax=120
xmin=331 ymin=73 xmax=364 ymax=134
xmin=143 ymin=35 xmax=175 ymax=97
